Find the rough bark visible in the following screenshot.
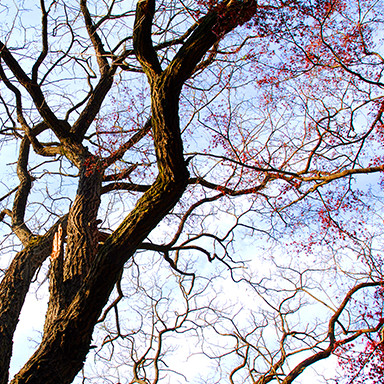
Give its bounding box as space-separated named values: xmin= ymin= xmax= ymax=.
xmin=63 ymin=158 xmax=103 ymax=300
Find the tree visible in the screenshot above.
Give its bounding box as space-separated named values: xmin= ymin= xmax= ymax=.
xmin=0 ymin=0 xmax=383 ymax=383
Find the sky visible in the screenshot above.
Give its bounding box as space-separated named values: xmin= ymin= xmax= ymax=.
xmin=1 ymin=0 xmax=384 ymax=383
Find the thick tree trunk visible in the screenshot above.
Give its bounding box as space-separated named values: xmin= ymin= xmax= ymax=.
xmin=63 ymin=160 xmax=103 ymax=300
xmin=43 ymin=158 xmax=103 ymax=334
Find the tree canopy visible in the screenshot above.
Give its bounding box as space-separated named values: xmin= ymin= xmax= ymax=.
xmin=0 ymin=0 xmax=383 ymax=383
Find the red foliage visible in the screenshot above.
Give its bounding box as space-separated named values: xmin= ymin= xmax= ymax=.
xmin=336 ymin=340 xmax=384 ymax=384
xmin=335 ymin=287 xmax=384 ymax=384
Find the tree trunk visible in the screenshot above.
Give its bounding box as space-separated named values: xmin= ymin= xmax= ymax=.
xmin=4 ymin=2 xmax=259 ymax=382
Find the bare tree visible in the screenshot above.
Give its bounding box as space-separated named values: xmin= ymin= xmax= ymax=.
xmin=0 ymin=0 xmax=383 ymax=383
